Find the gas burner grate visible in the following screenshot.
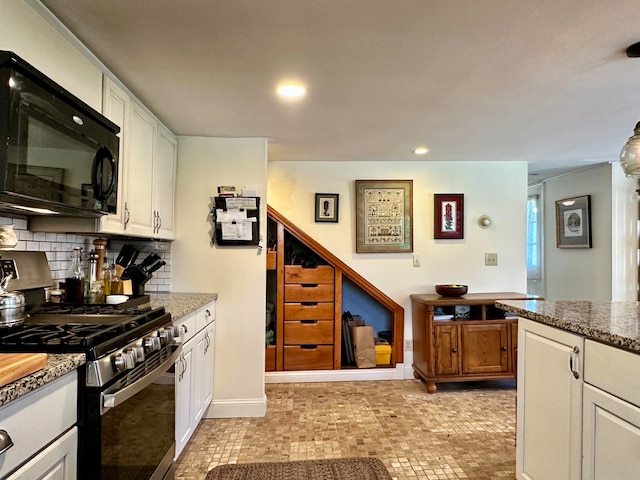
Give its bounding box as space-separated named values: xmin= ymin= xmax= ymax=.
xmin=0 ymin=323 xmax=124 ymax=348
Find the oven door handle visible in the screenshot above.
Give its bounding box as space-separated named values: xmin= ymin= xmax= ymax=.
xmin=101 ymin=345 xmax=182 ymax=413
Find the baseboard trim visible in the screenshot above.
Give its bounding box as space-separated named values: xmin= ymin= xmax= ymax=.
xmin=265 ymin=363 xmax=407 ymax=383
xmin=205 ymin=394 xmax=267 ymax=418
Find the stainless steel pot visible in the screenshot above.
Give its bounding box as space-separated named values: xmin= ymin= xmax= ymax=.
xmin=0 ymin=274 xmax=25 ymax=327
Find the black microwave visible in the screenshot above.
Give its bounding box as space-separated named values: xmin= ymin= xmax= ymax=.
xmin=0 ymin=50 xmax=119 ymax=217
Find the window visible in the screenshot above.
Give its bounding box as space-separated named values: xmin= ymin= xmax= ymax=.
xmin=527 ymin=186 xmax=543 ymax=296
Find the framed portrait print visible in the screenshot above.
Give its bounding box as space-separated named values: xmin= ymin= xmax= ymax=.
xmin=355 ymin=180 xmax=413 ymax=253
xmin=555 ymin=194 xmax=592 ymax=248
xmin=315 ymin=193 xmax=339 ymax=223
xmin=434 ymin=194 xmax=464 ymax=239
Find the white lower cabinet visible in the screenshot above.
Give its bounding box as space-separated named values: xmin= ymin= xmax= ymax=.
xmin=6 ymin=428 xmax=77 ymax=480
xmin=175 ymin=300 xmax=216 ymax=459
xmin=582 ymin=339 xmax=640 ymax=480
xmin=0 ymin=372 xmax=78 ymax=480
xmin=516 ymin=318 xmax=584 ymax=480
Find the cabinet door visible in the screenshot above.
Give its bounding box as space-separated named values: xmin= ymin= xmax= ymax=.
xmin=460 ymin=324 xmax=508 ymax=374
xmin=201 ymin=322 xmax=215 ymax=418
xmin=175 ymin=344 xmax=194 ymax=459
xmin=6 ymin=427 xmax=77 ymax=480
xmin=100 ymin=76 xmax=129 ymax=235
xmin=582 ymin=384 xmax=640 ymax=480
xmin=127 ymin=102 xmax=156 ymax=236
xmin=435 ymin=325 xmax=458 ymax=375
xmin=192 ymin=329 xmax=207 ymax=425
xmin=153 ymin=124 xmax=176 ymax=240
xmin=516 ymin=319 xmax=583 ymax=480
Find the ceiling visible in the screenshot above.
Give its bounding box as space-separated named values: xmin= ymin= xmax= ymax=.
xmin=39 ymin=0 xmax=640 ymax=182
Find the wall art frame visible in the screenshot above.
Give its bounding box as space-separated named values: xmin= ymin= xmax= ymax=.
xmin=434 ymin=193 xmax=464 ymax=239
xmin=355 ymin=179 xmax=413 ymax=253
xmin=555 ymin=194 xmax=592 ymax=248
xmin=315 ymin=193 xmax=339 ymax=223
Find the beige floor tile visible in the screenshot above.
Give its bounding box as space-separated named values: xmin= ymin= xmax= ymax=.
xmin=176 ymin=379 xmax=516 ymax=480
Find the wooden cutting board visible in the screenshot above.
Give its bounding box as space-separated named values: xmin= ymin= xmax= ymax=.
xmin=0 ymin=353 xmax=48 ymax=388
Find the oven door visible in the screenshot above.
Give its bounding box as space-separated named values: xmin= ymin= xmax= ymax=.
xmin=81 ymin=344 xmax=181 ymax=480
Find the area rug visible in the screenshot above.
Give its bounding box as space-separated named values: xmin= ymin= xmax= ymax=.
xmin=205 ymin=457 xmax=392 ymax=480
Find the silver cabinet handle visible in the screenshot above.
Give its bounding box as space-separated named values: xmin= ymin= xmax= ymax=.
xmin=124 ymin=202 xmax=130 ymax=228
xmin=0 ymin=430 xmax=13 ymax=455
xmin=569 ymin=345 xmax=580 ymax=379
xmin=157 ymin=212 xmax=162 ymax=232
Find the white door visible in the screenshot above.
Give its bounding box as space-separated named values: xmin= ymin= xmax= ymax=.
xmin=582 ymin=383 xmax=640 ymax=480
xmin=517 ymin=319 xmax=583 ymax=480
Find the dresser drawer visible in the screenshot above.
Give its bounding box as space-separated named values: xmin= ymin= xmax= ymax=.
xmin=284 ymin=283 xmax=334 ymax=302
xmin=284 ymin=302 xmax=334 ymax=320
xmin=284 ymin=320 xmax=334 ymax=345
xmin=284 ymin=265 xmax=334 ymax=284
xmin=283 ymin=345 xmax=334 ymax=370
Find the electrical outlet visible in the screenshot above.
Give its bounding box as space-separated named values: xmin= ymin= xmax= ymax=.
xmin=404 ymin=339 xmax=412 ymax=351
xmin=412 ymin=254 xmax=420 ymax=267
xmin=485 ymin=253 xmax=498 ymax=266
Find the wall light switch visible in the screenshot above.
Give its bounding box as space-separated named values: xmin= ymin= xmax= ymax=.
xmin=485 ymin=253 xmax=498 ymax=266
xmin=413 ymin=254 xmax=421 ymax=267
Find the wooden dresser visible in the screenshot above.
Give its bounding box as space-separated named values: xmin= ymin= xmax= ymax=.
xmin=410 ymin=292 xmax=539 ymax=393
xmin=283 ymin=265 xmax=336 ymax=370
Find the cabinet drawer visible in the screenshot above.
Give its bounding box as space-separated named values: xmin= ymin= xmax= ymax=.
xmin=174 ymin=312 xmax=197 ymax=343
xmin=284 ymin=283 xmax=334 ymax=302
xmin=195 ymin=301 xmax=216 ymax=332
xmin=283 ymin=345 xmax=334 ymax=370
xmin=284 ymin=265 xmax=334 ymax=284
xmin=585 ymin=340 xmax=640 ymax=407
xmin=284 ymin=302 xmax=334 ymax=320
xmin=284 ymin=320 xmax=334 ymax=345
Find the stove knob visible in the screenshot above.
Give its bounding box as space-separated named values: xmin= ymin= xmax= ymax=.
xmin=133 ymin=346 xmax=145 ymax=362
xmin=159 ymin=327 xmax=174 ymax=345
xmin=113 ymin=351 xmax=136 ymax=372
xmin=144 ymin=336 xmax=161 ymax=352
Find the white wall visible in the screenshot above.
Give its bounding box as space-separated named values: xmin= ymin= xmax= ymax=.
xmin=542 ymin=163 xmax=638 ymax=301
xmin=172 ymin=137 xmax=268 ymax=417
xmin=0 ymin=1 xmax=103 ymax=111
xmin=543 ymin=164 xmax=612 ymax=301
xmin=268 ymin=160 xmax=529 ymax=352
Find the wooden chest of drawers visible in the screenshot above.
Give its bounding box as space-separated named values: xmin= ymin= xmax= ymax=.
xmin=283 ymin=265 xmax=335 ymax=370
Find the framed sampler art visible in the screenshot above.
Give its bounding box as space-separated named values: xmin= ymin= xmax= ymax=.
xmin=434 ymin=194 xmax=464 ymax=239
xmin=355 ymin=180 xmax=413 ymax=253
xmin=315 ymin=193 xmax=339 ymax=222
xmin=555 ymin=194 xmax=592 ymax=248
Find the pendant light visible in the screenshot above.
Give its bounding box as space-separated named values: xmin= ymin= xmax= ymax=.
xmin=620 ymin=121 xmax=640 ymax=177
xmin=619 ymin=42 xmax=640 ymax=177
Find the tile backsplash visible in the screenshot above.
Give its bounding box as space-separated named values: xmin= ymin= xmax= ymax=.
xmin=0 ymin=216 xmax=171 ymax=292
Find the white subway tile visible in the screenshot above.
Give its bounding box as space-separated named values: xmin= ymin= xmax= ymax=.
xmin=33 ymin=232 xmax=46 ymax=241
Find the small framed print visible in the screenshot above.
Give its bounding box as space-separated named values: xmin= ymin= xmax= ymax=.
xmin=555 ymin=194 xmax=592 ymax=248
xmin=434 ymin=194 xmax=464 ymax=239
xmin=315 ymin=193 xmax=339 ymax=223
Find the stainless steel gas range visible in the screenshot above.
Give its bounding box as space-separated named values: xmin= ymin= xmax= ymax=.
xmin=0 ymin=251 xmax=180 ymax=480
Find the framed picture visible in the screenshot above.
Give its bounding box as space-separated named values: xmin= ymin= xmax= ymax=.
xmin=315 ymin=193 xmax=339 ymax=222
xmin=555 ymin=194 xmax=592 ymax=248
xmin=434 ymin=194 xmax=464 ymax=239
xmin=355 ymin=180 xmax=413 ymax=253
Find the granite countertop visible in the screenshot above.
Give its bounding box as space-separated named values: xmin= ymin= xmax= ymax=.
xmin=149 ymin=292 xmax=218 ymax=320
xmin=496 ymin=299 xmax=640 ymax=353
xmin=0 ymin=353 xmax=85 ymax=408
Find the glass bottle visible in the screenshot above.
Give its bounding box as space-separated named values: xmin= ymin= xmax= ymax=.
xmin=87 ymin=250 xmax=105 ymax=304
xmin=65 ymin=247 xmax=86 ymax=304
xmin=101 ymin=256 xmax=112 ymax=297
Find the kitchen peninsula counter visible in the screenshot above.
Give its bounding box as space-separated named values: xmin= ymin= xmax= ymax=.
xmin=149 ymin=292 xmax=218 ymax=320
xmin=496 ymin=299 xmax=640 ymax=353
xmin=0 ymin=353 xmax=85 ymax=407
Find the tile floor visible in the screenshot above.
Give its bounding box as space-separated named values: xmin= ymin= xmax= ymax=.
xmin=175 ymin=379 xmax=517 ymax=480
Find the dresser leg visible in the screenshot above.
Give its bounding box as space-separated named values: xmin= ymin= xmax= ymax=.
xmin=426 ymin=382 xmax=437 ymax=394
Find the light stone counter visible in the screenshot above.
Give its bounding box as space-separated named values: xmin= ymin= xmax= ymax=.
xmin=149 ymin=292 xmax=218 ymax=320
xmin=0 ymin=353 xmax=85 ymax=407
xmin=496 ymin=299 xmax=640 ymax=353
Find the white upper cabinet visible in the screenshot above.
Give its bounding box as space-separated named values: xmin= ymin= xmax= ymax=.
xmin=100 ymin=76 xmax=130 ymax=235
xmin=127 ymin=102 xmax=157 ymax=237
xmin=154 ymin=124 xmax=177 ymax=240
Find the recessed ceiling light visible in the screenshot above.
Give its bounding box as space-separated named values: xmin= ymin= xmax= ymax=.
xmin=412 ymin=147 xmax=428 ymax=155
xmin=277 ymin=84 xmax=306 ymax=99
